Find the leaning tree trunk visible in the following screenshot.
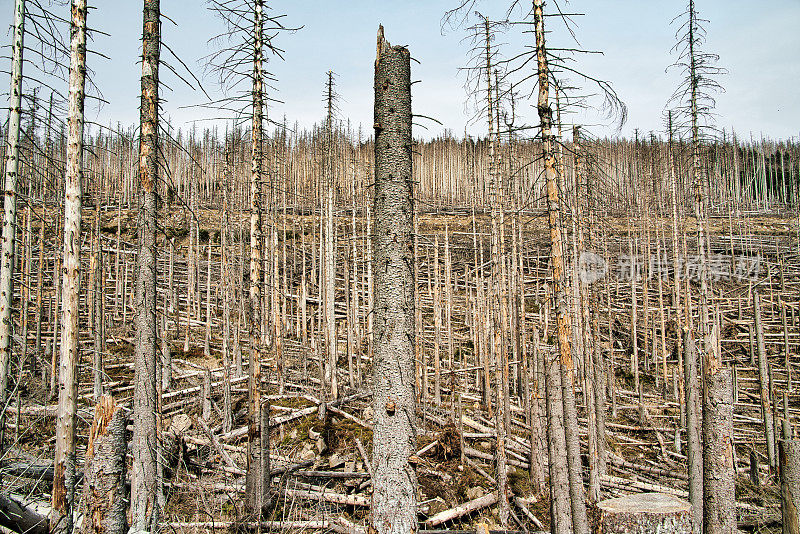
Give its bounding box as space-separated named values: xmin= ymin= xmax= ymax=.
xmin=369 ymin=25 xmax=417 ymax=534
xmin=51 ymin=1 xmax=87 ymax=531
xmin=131 ymin=0 xmax=160 ymax=530
xmin=0 ymin=0 xmax=25 ymax=451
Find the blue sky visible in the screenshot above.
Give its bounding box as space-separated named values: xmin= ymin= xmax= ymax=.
xmin=3 ymin=0 xmax=799 ymax=141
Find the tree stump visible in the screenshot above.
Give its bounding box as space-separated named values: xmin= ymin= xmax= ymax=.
xmin=595 ymin=492 xmax=692 ymax=533
xmin=82 ymin=395 xmax=127 ymax=534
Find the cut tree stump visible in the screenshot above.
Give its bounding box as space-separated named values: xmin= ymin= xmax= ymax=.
xmin=595 ymin=492 xmax=692 ymax=533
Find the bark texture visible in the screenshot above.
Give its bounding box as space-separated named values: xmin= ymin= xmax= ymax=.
xmin=781 ymin=439 xmax=800 ymax=534
xmin=370 ymin=25 xmax=417 ymax=534
xmin=533 ymin=0 xmax=586 ymax=531
xmin=703 ymin=331 xmax=736 ymax=534
xmin=131 ymin=0 xmax=160 ymax=530
xmin=81 ymin=396 xmax=127 ymax=534
xmin=683 ymin=330 xmax=703 ymax=533
xmin=51 ymin=1 xmax=87 ymax=531
xmin=246 ymin=0 xmax=268 ymax=517
xmin=0 ymin=0 xmax=25 ymax=449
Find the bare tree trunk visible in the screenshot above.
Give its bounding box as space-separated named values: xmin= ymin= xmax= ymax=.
xmin=131 ymin=0 xmax=161 ymax=529
xmin=369 ymin=26 xmax=417 ymax=534
xmin=596 ymin=493 xmax=692 ymax=534
xmin=544 ymin=332 xmax=573 ymax=534
xmin=781 ymin=439 xmax=800 ymax=534
xmin=533 ymin=1 xmax=587 ymax=531
xmin=81 ymin=395 xmax=127 ymax=534
xmin=754 ymin=289 xmax=776 ymax=472
xmin=683 ymin=330 xmax=703 ymax=534
xmin=246 ymin=0 xmax=268 ymax=517
xmin=51 ymin=2 xmax=87 ymax=530
xmin=702 ymin=325 xmax=735 ymax=534
xmin=0 ymin=0 xmax=25 ymax=450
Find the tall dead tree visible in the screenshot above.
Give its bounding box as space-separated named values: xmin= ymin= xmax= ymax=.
xmin=322 ymin=70 xmax=338 ymax=400
xmin=131 ymin=0 xmax=161 ymax=529
xmin=50 ymin=1 xmax=88 ymax=532
xmin=246 ymin=0 xmax=268 ymax=516
xmin=0 ymin=0 xmax=25 ymax=449
xmin=370 ymin=25 xmax=417 ymax=534
xmin=533 ymin=1 xmax=588 ymax=531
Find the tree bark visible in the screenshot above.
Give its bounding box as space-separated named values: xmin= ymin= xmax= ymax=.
xmin=0 ymin=0 xmax=25 ymax=452
xmin=51 ymin=1 xmax=87 ymax=531
xmin=781 ymin=439 xmax=800 ymax=534
xmin=246 ymin=0 xmax=267 ymax=517
xmin=703 ymin=326 xmax=735 ymax=534
xmin=370 ymin=25 xmax=417 ymax=534
xmin=81 ymin=396 xmax=127 ymax=534
xmin=683 ymin=330 xmax=703 ymax=534
xmin=131 ymin=0 xmax=161 ymax=529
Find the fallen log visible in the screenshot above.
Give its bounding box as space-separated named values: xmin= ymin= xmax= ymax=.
xmin=166 ymin=520 xmax=329 ymax=530
xmin=291 ymin=470 xmax=370 ymax=479
xmin=0 ymin=493 xmax=48 ymax=534
xmin=1 ymin=462 xmax=54 ymax=482
xmin=196 ymin=416 xmax=243 ymax=474
xmin=425 ymin=492 xmax=499 ymax=527
xmin=283 ymin=487 xmax=370 ymax=507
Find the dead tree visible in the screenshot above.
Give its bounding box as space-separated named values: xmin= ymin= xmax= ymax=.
xmin=81 ymin=396 xmax=127 ymax=534
xmin=51 ymin=1 xmax=88 ymax=531
xmin=683 ymin=330 xmax=703 ymax=533
xmin=131 ymin=0 xmax=161 ymax=529
xmin=702 ymin=326 xmax=735 ymax=534
xmin=0 ymin=0 xmax=25 ymax=449
xmin=246 ymin=0 xmax=268 ymax=516
xmin=370 ymin=25 xmax=417 ymax=534
xmin=781 ymin=439 xmax=800 ymax=534
xmin=533 ymin=1 xmax=588 ymax=531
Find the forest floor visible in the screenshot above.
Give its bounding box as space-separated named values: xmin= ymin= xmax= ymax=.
xmin=4 ymin=207 xmax=798 ymax=533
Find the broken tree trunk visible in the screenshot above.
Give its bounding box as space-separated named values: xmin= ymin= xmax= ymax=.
xmin=81 ymin=396 xmax=127 ymax=534
xmin=370 ymin=25 xmax=417 ymax=534
xmin=755 ymin=290 xmax=777 ymax=472
xmin=425 ymin=492 xmax=499 ymax=528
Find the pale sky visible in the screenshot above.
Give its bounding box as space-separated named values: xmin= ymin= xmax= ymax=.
xmin=2 ymin=0 xmax=798 ymax=141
